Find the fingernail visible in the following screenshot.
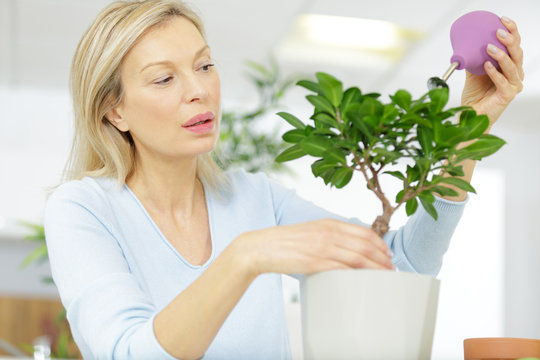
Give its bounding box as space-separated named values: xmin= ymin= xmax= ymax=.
xmin=486 ymin=61 xmax=494 ymax=69
xmin=501 ymin=16 xmax=513 ymax=24
xmin=497 ymin=28 xmax=508 ymax=39
xmin=487 ymin=44 xmax=499 ymax=54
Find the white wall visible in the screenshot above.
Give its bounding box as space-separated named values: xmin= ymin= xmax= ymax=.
xmin=0 ymin=86 xmax=71 ymax=298
xmin=0 ymin=87 xmax=72 ymax=222
xmin=487 ymin=98 xmax=540 ymax=338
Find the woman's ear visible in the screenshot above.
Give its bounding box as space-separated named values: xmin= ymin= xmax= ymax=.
xmin=105 ymin=107 xmax=129 ymax=132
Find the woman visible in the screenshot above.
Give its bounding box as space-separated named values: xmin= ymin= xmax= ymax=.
xmin=44 ymin=0 xmax=524 ymax=359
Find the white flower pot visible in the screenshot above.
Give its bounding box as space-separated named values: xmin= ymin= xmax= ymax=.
xmin=300 ymin=269 xmax=440 ymax=360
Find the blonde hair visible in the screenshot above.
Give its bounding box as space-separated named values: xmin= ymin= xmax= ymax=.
xmin=65 ymin=0 xmax=225 ymax=191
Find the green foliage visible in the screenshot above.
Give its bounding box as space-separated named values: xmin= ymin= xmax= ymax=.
xmin=216 ymin=59 xmax=296 ymax=174
xmin=19 ymin=222 xmax=79 ymax=358
xmin=276 ymin=72 xmax=505 ymax=229
xmin=20 ymin=221 xmax=50 ymax=282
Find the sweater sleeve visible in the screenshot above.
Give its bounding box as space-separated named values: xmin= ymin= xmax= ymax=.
xmin=44 ymin=181 xmax=176 ymax=360
xmin=267 ymin=176 xmax=466 ymax=277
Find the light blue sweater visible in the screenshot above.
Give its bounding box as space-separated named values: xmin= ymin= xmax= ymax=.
xmin=44 ymin=169 xmax=466 ymax=359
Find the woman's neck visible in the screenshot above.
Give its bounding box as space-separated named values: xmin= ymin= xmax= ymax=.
xmin=126 ymin=153 xmax=203 ymax=217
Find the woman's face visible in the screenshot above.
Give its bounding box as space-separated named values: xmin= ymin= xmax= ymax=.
xmin=109 ymin=16 xmax=220 ymax=162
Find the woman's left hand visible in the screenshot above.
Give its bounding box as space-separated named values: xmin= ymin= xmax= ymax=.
xmin=461 ymin=16 xmax=524 ymax=126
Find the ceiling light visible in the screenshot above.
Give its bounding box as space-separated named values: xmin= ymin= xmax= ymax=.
xmin=298 ymin=14 xmax=402 ymax=50
xmin=277 ymin=13 xmax=423 ymax=63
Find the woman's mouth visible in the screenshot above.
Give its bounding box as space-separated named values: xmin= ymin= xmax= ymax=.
xmin=182 ymin=111 xmax=215 ymax=133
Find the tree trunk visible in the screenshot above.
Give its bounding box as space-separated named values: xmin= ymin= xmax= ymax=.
xmin=371 ymin=206 xmax=393 ymax=238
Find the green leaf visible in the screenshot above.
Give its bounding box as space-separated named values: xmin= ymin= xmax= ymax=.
xmin=363 ymin=115 xmax=380 ymax=129
xmin=245 ymin=59 xmax=273 ymax=79
xmin=316 ymin=72 xmax=343 ymax=108
xmin=419 ymin=192 xmax=438 ymax=220
xmin=373 ymin=148 xmax=401 ymax=164
xmin=391 ymin=89 xmax=412 ymax=110
xmin=436 ymin=177 xmax=477 ymax=193
xmin=428 ymin=88 xmax=449 ymax=114
xmin=340 ymin=87 xmax=362 ymax=114
xmin=395 ymin=189 xmax=406 ymax=203
xmin=330 ymin=167 xmax=354 ymax=188
xmin=357 ymin=97 xmax=383 ymax=118
xmin=365 ymin=92 xmax=381 ymax=99
xmin=405 ymin=197 xmax=418 ymax=216
xmin=300 ymin=137 xmax=331 ymax=157
xmin=409 ymin=101 xmax=429 ymax=114
xmin=460 ymin=111 xmax=490 ymax=140
xmin=447 ymin=165 xmax=464 ymax=177
xmin=459 ymin=109 xmax=477 ymax=125
xmin=312 ymin=128 xmax=338 ymax=137
xmin=417 ymin=127 xmax=434 ymax=156
xmin=282 ymin=129 xmax=305 ymax=143
xmin=311 ymin=112 xmax=338 ymax=128
xmin=277 ymin=112 xmax=305 ymax=130
xmin=276 ymin=144 xmax=307 ymax=162
xmin=406 ymin=165 xmax=420 ymax=183
xmin=55 ymin=330 xmax=70 ymax=358
xmin=306 ymin=95 xmax=336 ymax=116
xmin=346 ymin=99 xmax=383 ymax=138
xmin=384 ymin=171 xmax=405 ymax=181
xmin=434 ymin=122 xmax=468 ymax=146
xmin=322 ymin=147 xmax=347 ymax=164
xmin=297 ymin=80 xmax=323 ymax=95
xmin=382 ymin=104 xmax=399 ymax=123
xmin=415 ymin=157 xmax=431 ymax=173
xmin=431 ymin=185 xmax=459 ymax=198
xmin=311 ymin=159 xmax=338 ymax=177
xmin=320 ymin=168 xmax=338 ymax=185
xmin=455 ymin=134 xmax=506 ymax=162
xmin=20 ymin=244 xmax=48 ymax=269
xmin=400 ymin=113 xmax=431 ymax=128
xmin=347 ymin=110 xmax=373 ymax=138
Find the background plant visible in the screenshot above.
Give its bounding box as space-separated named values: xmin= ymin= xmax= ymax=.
xmin=276 ymin=72 xmax=505 ymax=237
xmin=19 ymin=222 xmax=79 ymax=359
xmin=216 ymin=59 xmax=296 ymax=174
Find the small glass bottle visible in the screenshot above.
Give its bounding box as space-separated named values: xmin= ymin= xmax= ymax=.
xmin=33 ymin=336 xmax=51 ymax=360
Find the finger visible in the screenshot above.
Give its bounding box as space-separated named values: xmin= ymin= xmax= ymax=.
xmin=339 ymin=239 xmax=393 ymax=269
xmin=498 ymin=16 xmax=524 ymax=80
xmin=501 ymin=16 xmax=521 ymax=47
xmin=322 ymin=219 xmax=390 ymax=254
xmin=487 ymin=44 xmax=522 ymax=88
xmin=305 ymin=259 xmax=351 ymax=275
xmin=333 ymin=233 xmax=392 ymax=266
xmin=327 ymin=243 xmax=393 ymax=270
xmin=483 ymin=60 xmax=519 ymax=102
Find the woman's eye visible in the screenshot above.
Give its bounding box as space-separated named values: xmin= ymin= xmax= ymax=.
xmin=154 ymin=76 xmax=173 ymax=85
xmin=200 ymin=63 xmax=215 ymax=72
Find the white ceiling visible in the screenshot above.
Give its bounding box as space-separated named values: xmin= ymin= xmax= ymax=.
xmin=0 ymin=0 xmax=538 ymax=106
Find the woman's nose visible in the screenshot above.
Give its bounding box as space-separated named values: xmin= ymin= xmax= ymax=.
xmin=182 ymin=74 xmax=208 ymax=103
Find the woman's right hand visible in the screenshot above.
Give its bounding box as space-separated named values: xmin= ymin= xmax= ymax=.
xmin=232 ymin=219 xmax=394 ymax=277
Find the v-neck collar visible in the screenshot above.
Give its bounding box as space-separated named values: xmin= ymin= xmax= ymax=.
xmin=124 ymin=181 xmax=216 ymax=269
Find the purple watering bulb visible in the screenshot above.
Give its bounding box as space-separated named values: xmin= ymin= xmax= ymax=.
xmin=427 ymin=10 xmax=509 ymax=90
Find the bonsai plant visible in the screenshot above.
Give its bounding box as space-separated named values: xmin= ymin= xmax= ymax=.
xmin=275 ymin=72 xmax=506 ymax=359
xmin=276 ymin=72 xmax=505 ymax=236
